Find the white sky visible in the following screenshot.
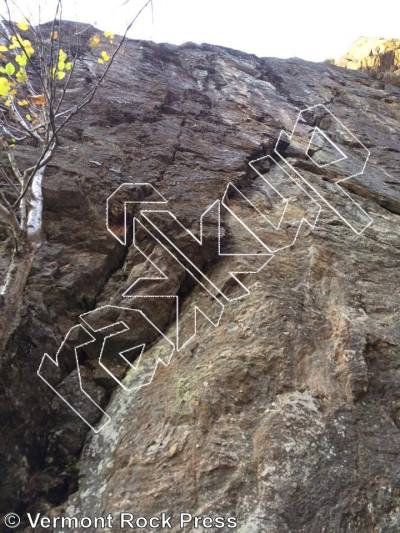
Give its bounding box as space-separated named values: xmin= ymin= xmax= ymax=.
xmin=3 ymin=0 xmax=400 ymax=62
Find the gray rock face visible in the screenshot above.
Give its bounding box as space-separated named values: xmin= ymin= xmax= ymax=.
xmin=1 ymin=33 xmax=400 ymax=532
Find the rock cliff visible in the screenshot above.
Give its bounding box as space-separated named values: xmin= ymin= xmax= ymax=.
xmin=1 ymin=26 xmax=400 ymax=533
xmin=334 ymin=36 xmax=400 ymax=85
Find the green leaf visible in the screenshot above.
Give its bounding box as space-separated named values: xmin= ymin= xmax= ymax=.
xmin=5 ymin=63 xmax=15 ymax=76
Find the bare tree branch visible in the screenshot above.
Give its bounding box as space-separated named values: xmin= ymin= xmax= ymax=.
xmin=0 ymin=0 xmax=152 ymax=254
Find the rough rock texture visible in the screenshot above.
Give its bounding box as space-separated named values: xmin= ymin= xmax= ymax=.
xmin=1 ymin=27 xmax=400 ymax=533
xmin=334 ymin=37 xmax=400 ymax=85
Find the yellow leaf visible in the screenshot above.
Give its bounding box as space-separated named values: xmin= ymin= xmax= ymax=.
xmin=100 ymin=50 xmax=110 ymax=62
xmin=0 ymin=76 xmax=11 ymax=97
xmin=98 ymin=58 xmax=104 ymax=64
xmin=15 ymin=54 xmax=27 ymax=67
xmin=22 ymin=40 xmax=34 ymax=57
xmin=17 ymin=21 xmax=29 ymax=31
xmin=16 ymin=69 xmax=27 ymax=82
xmin=0 ymin=45 xmax=8 ymax=52
xmin=25 ymin=113 xmax=32 ymax=121
xmin=57 ymin=71 xmax=66 ymax=80
xmin=9 ymin=35 xmax=21 ymax=50
xmin=17 ymin=99 xmax=29 ymax=106
xmin=89 ymin=34 xmax=101 ymax=48
xmin=65 ymin=61 xmax=73 ymax=71
xmin=58 ymin=49 xmax=67 ymax=63
xmin=104 ymin=31 xmax=114 ymax=42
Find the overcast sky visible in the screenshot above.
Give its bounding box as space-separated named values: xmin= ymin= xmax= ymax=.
xmin=3 ymin=0 xmax=400 ymax=62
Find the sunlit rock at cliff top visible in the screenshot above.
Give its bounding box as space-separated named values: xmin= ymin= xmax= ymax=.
xmin=333 ymin=36 xmax=400 ymax=83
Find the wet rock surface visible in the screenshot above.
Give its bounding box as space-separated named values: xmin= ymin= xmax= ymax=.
xmin=1 ymin=29 xmax=400 ymax=532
